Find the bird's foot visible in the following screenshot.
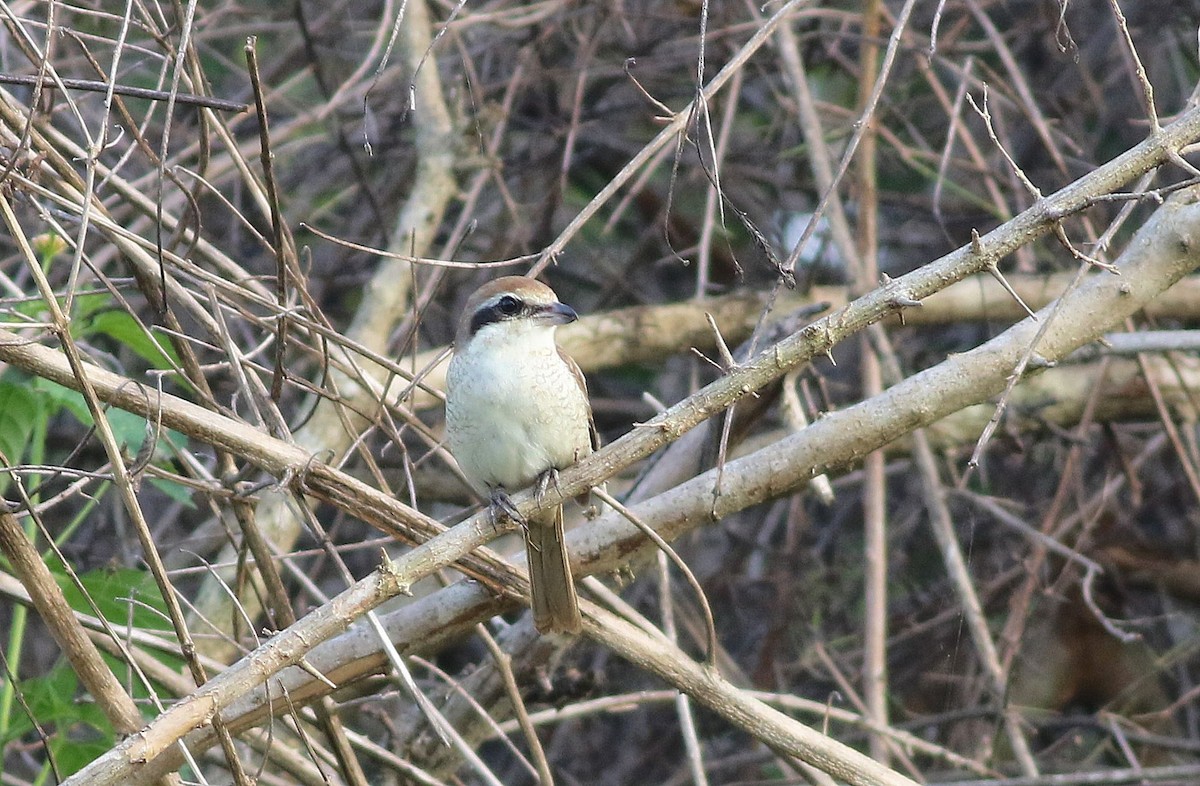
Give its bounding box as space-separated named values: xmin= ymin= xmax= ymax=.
xmin=487 ymin=488 xmax=526 ymax=533
xmin=534 ymin=468 xmax=562 ymax=507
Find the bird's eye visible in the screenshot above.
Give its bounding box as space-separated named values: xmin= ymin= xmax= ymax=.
xmin=496 ymin=295 xmax=521 ymax=316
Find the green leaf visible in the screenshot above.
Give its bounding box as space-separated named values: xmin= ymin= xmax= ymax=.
xmin=12 ymin=664 xmax=116 ymax=776
xmin=12 ymin=664 xmax=112 ymax=736
xmin=50 ymin=567 xmax=186 ymax=685
xmin=0 ymin=381 xmax=42 ymax=464
xmin=0 ymin=291 xmax=111 ymax=330
xmin=56 ymin=566 xmax=172 ymax=635
xmin=50 ymin=734 xmax=114 ymax=776
xmin=81 ymin=310 xmax=180 ymax=371
xmin=30 ymin=378 xmax=92 ymax=424
xmin=32 ymin=380 xmax=187 ymax=459
xmin=68 ymin=292 xmax=115 ymax=323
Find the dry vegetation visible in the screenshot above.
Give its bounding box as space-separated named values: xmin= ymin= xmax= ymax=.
xmin=3 ymin=0 xmax=1200 ymax=784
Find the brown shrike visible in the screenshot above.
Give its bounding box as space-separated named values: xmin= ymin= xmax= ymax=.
xmin=445 ymin=277 xmax=596 ymax=635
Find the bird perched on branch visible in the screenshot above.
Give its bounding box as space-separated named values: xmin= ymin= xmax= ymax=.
xmin=445 ymin=277 xmax=596 ymax=635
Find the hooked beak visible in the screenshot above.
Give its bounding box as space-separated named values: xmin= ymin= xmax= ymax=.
xmin=537 ymin=301 xmax=578 ymax=326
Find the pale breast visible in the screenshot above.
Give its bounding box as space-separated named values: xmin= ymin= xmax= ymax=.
xmin=446 ymin=339 xmax=592 ymax=491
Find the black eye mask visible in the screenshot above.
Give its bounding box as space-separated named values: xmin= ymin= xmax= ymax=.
xmin=469 ymin=296 xmax=526 ymax=335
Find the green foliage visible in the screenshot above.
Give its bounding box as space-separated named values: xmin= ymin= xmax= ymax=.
xmin=0 ymin=287 xmax=181 ymax=376
xmin=0 ymin=369 xmax=191 ymax=504
xmin=2 ymin=664 xmax=116 ymax=778
xmin=0 ymin=283 xmax=185 ymax=463
xmin=38 ymin=380 xmax=186 ymax=460
xmin=55 ymin=566 xmax=174 ymax=637
xmin=0 ymin=566 xmax=178 ymax=776
xmin=76 ymin=309 xmax=182 ymax=372
xmin=0 ymin=381 xmax=40 ymax=466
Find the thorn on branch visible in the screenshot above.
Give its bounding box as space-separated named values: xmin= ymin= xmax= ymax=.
xmin=1026 ymin=353 xmax=1055 ymax=370
xmin=986 ymin=263 xmax=1038 ymax=320
xmin=886 ymin=290 xmax=923 ymax=326
xmin=705 ymin=312 xmax=738 ymax=371
xmin=1053 ymin=223 xmax=1121 ymax=273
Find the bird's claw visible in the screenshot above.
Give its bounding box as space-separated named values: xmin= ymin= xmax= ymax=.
xmin=488 ymin=488 xmax=526 ymax=533
xmin=535 ymin=468 xmax=562 ymax=506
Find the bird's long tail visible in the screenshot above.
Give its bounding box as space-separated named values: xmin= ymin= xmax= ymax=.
xmin=525 ymin=505 xmax=583 ymax=635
